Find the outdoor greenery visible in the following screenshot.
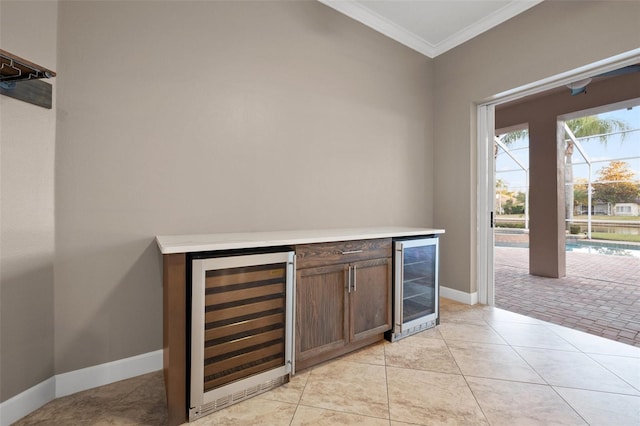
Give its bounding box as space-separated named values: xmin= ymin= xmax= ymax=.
xmin=497 ymin=213 xmax=639 ymax=241
xmin=495 ymin=179 xmax=526 ymax=214
xmin=589 ymin=233 xmax=640 ymax=243
xmin=494 ymin=221 xmax=525 ymax=229
xmin=573 ymin=178 xmax=589 ymax=206
xmin=502 ymin=199 xmax=525 ymax=214
xmin=496 ymin=113 xmax=639 ymax=245
xmin=592 ymin=161 xmax=640 ymax=203
xmin=563 ymin=116 xmax=630 ymax=229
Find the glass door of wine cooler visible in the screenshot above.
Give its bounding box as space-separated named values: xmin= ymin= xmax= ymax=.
xmin=190 ymin=251 xmax=294 ymax=419
xmin=394 ymin=237 xmax=438 ymax=334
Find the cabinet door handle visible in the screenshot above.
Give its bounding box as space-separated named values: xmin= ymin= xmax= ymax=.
xmin=347 ymin=265 xmax=352 ymax=293
xmin=353 ymin=264 xmax=357 ymax=291
xmin=341 ymin=250 xmax=363 ymax=255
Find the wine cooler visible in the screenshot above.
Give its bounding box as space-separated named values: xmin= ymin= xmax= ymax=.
xmin=386 ymin=237 xmax=439 ymax=342
xmin=189 ymin=250 xmax=294 ymax=421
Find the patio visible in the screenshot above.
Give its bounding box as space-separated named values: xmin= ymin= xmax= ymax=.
xmin=495 ymin=246 xmax=640 ymax=347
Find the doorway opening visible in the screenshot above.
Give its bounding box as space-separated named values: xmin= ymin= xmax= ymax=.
xmin=478 ymin=50 xmax=640 ymax=303
xmin=477 ymin=50 xmax=640 ymax=346
xmin=492 ymin=102 xmax=640 ymax=346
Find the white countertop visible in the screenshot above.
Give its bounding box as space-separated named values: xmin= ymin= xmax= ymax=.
xmin=156 ymin=227 xmax=444 ymax=254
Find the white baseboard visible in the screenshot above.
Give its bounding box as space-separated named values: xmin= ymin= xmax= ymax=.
xmin=0 ymin=377 xmax=55 ymax=426
xmin=0 ymin=350 xmax=162 ymax=426
xmin=56 ymin=349 xmax=163 ymax=398
xmin=440 ymin=286 xmax=478 ymax=305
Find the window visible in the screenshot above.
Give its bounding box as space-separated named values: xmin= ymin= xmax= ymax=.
xmin=616 ymin=205 xmax=631 ymax=213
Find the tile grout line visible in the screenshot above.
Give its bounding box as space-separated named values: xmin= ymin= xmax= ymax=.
xmin=573 ymin=351 xmax=640 ymax=394
xmin=509 ymin=337 xmax=640 ymax=397
xmin=291 ymin=352 xmax=393 ymax=423
xmin=383 ymin=343 xmax=392 ymax=426
xmin=440 ymin=319 xmax=491 ymax=425
xmin=446 ymin=305 xmax=608 ymax=425
xmin=543 ymin=322 xmax=589 ymax=353
xmin=288 ymin=368 xmax=311 ymax=426
xmin=547 ymin=385 xmax=591 ymax=425
xmin=550 ymin=384 xmax=640 ymax=398
xmin=484 ymin=307 xmax=640 ymax=417
xmin=485 ymin=319 xmax=565 ymax=388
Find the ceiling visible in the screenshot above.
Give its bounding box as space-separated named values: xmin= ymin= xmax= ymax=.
xmin=318 ymin=0 xmax=543 ymax=58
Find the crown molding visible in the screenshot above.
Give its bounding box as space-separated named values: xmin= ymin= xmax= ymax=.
xmin=318 ymin=0 xmax=437 ymax=57
xmin=318 ymin=0 xmax=543 ymax=58
xmin=434 ymin=0 xmax=543 ymax=57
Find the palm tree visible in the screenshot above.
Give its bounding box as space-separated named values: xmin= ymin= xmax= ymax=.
xmin=497 ymin=130 xmax=528 ymax=155
xmin=496 ymin=116 xmax=630 ymax=231
xmin=563 ymin=116 xmax=629 ymax=229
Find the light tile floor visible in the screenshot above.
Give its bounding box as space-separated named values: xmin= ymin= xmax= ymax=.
xmin=14 ymin=299 xmax=640 ymax=425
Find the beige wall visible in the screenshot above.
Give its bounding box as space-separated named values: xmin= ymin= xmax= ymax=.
xmin=0 ymin=1 xmax=57 ymax=401
xmin=434 ymin=0 xmax=640 ymax=294
xmin=54 ymin=0 xmax=433 ymax=375
xmin=496 ymin=73 xmax=640 ymax=278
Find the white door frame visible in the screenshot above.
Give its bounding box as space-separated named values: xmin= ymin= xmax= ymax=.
xmin=477 ymin=104 xmax=495 ymax=305
xmin=476 ymin=48 xmax=640 ymax=306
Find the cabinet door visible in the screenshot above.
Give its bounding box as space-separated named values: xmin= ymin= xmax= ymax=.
xmin=295 ymin=263 xmax=349 ymax=362
xmin=349 ymin=258 xmax=392 ymax=342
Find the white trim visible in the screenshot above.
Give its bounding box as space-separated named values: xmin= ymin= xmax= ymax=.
xmin=476 ymin=105 xmax=496 ymax=306
xmin=0 ymin=350 xmax=162 ymax=425
xmin=317 ymin=0 xmax=542 ymax=58
xmin=0 ymin=377 xmax=55 ymax=426
xmin=559 ymin=97 xmax=640 ymax=122
xmin=435 ymin=1 xmax=542 ymax=57
xmin=317 ymin=0 xmax=436 ymax=57
xmin=56 ymin=350 xmax=162 ymax=397
xmin=440 ymin=286 xmax=478 ymax=305
xmin=483 ymin=48 xmax=640 ymax=105
xmin=496 ymin=122 xmax=528 ymax=135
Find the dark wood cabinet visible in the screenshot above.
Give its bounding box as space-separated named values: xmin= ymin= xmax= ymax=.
xmin=295 ymin=264 xmax=349 ymax=361
xmin=294 ymin=239 xmax=391 ymax=370
xmin=349 ymin=257 xmax=392 ymax=342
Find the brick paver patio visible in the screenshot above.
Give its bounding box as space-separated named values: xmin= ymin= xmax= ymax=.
xmin=495 ymin=246 xmax=640 ymax=347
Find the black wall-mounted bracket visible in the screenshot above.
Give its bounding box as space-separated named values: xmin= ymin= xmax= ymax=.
xmin=0 ymin=49 xmax=56 ymax=109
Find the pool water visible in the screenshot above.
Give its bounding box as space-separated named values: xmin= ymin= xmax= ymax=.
xmin=496 ymin=241 xmax=640 ymax=258
xmin=566 ymin=242 xmax=640 ymax=258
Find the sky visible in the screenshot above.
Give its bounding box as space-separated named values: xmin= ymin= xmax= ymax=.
xmin=496 ymin=105 xmax=640 ymax=194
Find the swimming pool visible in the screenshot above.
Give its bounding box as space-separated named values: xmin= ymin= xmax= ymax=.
xmin=496 ymin=241 xmax=640 ymax=258
xmin=566 ymin=242 xmax=640 ymax=258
